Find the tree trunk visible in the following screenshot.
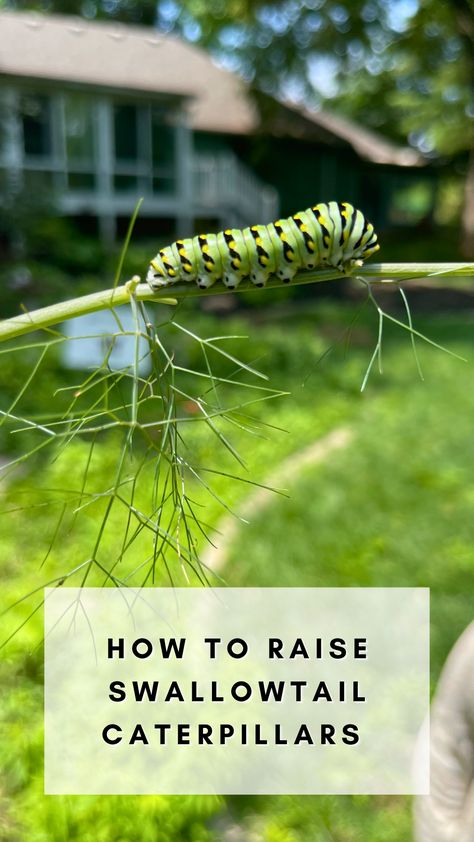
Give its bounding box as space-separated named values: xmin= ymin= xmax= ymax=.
xmin=461 ymin=147 xmax=474 ymax=259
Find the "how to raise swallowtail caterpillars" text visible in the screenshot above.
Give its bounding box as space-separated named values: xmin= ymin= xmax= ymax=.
xmin=101 ymin=635 xmax=368 ymax=748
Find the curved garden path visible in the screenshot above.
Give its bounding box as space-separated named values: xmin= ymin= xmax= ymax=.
xmin=202 ymin=425 xmax=353 ymax=573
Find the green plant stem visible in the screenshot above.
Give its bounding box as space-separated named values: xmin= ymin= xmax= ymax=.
xmin=1 ymin=263 xmax=473 ymax=343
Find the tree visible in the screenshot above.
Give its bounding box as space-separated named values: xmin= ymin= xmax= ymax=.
xmin=330 ymin=1 xmax=474 ymax=257
xmin=4 ymin=0 xmax=474 ymax=254
xmin=176 ymin=0 xmax=474 ymax=255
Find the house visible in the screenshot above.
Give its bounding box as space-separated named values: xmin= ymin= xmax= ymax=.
xmin=0 ymin=10 xmax=429 ymax=246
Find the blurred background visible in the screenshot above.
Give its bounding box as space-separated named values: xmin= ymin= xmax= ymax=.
xmin=1 ymin=1 xmax=474 ymax=840
xmin=0 ymin=0 xmax=473 ymax=314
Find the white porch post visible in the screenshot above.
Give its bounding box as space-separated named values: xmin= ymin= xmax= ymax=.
xmin=96 ymin=97 xmax=116 ymax=244
xmin=175 ymin=108 xmax=194 ymax=237
xmin=2 ymin=87 xmax=23 ymax=191
xmin=1 ymin=87 xmax=25 ymax=254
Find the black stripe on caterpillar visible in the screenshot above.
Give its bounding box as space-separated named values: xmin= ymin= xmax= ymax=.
xmin=146 ymin=201 xmax=379 ymax=291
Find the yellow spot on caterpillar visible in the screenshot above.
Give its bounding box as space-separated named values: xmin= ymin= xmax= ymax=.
xmin=229 ymin=240 xmax=236 ymax=249
xmin=179 ymin=248 xmax=187 ymax=256
xmin=168 ymin=268 xmax=176 ymax=276
xmin=256 ymin=237 xmax=263 ymax=246
xmin=150 ymin=260 xmax=163 ymax=274
xmin=308 ymin=240 xmax=315 ymax=251
xmin=202 ymin=244 xmax=210 ymax=254
xmin=280 ymin=233 xmax=288 ymax=242
xmin=260 ymin=256 xmax=269 ymax=265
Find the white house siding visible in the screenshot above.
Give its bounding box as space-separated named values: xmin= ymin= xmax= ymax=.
xmin=61 ymin=308 xmax=150 ymax=373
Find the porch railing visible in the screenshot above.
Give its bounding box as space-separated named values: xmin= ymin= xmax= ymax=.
xmin=192 ymin=152 xmax=279 ymax=226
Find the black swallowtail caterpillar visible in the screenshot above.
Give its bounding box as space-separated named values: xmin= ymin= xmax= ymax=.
xmin=146 ymin=201 xmax=379 ymax=291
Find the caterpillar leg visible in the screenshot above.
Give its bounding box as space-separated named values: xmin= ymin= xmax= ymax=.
xmin=221 ymin=271 xmax=245 ymax=289
xmin=196 ymin=276 xmax=216 ymax=289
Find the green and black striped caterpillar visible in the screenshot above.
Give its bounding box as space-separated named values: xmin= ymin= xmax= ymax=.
xmin=146 ymin=201 xmax=379 ymax=291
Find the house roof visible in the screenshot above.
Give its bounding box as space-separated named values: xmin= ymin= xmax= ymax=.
xmin=297 ymin=106 xmax=423 ymax=167
xmin=0 ymin=10 xmax=423 ymax=167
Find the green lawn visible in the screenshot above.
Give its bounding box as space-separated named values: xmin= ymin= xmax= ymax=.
xmin=1 ymin=295 xmax=474 ymax=840
xmin=219 ymin=309 xmax=474 ymax=841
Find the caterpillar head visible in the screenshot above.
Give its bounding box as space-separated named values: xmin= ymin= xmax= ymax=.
xmin=361 ymin=239 xmax=380 ymax=260
xmin=146 ymin=261 xmax=168 ymax=290
xmin=346 ymin=230 xmax=380 ymax=272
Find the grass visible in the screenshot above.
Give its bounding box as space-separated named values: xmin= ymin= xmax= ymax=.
xmin=1 ymin=294 xmax=474 ymax=840
xmin=218 ymin=307 xmax=474 ymax=841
